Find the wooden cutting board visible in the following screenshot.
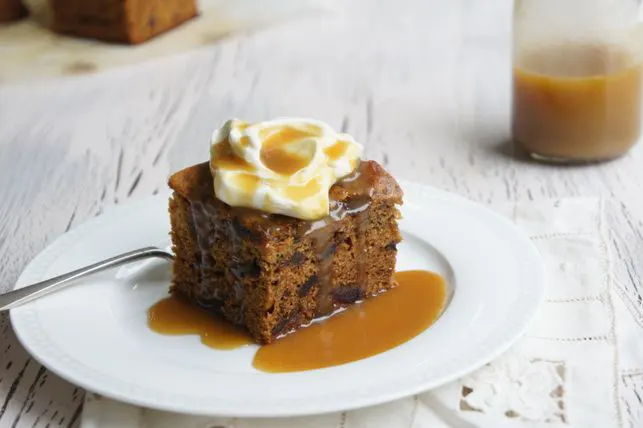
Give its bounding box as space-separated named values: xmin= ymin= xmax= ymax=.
xmin=0 ymin=0 xmax=334 ymax=83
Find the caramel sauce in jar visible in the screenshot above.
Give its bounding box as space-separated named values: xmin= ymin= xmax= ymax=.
xmin=512 ymin=43 xmax=643 ymax=162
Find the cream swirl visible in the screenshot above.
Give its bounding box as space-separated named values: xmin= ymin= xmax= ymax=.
xmin=209 ymin=118 xmax=363 ymax=220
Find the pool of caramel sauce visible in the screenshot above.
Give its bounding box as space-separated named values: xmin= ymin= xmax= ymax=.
xmin=148 ymin=270 xmax=447 ymax=373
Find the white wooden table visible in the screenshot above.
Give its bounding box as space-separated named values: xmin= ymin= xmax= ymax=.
xmin=1 ymin=0 xmax=642 ymax=426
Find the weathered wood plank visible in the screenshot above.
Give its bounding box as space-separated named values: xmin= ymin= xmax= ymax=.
xmin=622 ymin=372 xmax=643 ymax=428
xmin=0 ymin=51 xmax=210 ymax=427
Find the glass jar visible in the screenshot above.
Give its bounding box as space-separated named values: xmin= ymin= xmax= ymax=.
xmin=512 ymin=0 xmax=643 ymax=163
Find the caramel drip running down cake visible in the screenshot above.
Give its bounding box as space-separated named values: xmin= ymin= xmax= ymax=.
xmin=168 ymin=118 xmax=403 ymax=344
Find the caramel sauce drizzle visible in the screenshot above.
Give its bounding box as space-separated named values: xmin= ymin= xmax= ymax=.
xmin=283 ymin=179 xmax=321 ymax=203
xmin=149 ymin=270 xmax=447 ymax=372
xmin=186 ymin=164 xmax=374 ymax=329
xmin=324 ymin=140 xmax=351 ymax=161
xmin=311 ymin=228 xmax=336 ymax=317
xmin=259 ymin=126 xmax=316 ymax=175
xmin=231 ymin=173 xmax=260 ymax=196
xmin=210 ymin=139 xmax=255 ymax=172
xmin=148 ymin=296 xmax=251 ymax=349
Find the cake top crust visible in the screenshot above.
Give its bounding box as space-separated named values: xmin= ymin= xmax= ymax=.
xmin=170 ymin=161 xmax=401 ymax=204
xmin=168 ymin=160 xmax=403 ymax=239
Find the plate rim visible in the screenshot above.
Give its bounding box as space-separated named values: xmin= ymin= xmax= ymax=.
xmin=10 ymin=181 xmax=546 ymax=417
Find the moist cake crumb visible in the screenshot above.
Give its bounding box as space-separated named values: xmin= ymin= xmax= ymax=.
xmin=168 ymin=160 xmax=403 ymax=344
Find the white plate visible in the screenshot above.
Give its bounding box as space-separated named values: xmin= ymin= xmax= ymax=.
xmin=10 ymin=181 xmax=545 ymax=417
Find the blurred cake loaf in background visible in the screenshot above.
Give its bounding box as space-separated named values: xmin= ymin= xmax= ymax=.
xmin=50 ymin=0 xmax=198 ymax=44
xmin=0 ymin=0 xmax=27 ymax=22
xmin=1 ymin=0 xmax=336 ymax=82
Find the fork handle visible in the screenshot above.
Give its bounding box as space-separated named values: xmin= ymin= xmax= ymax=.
xmin=0 ymin=247 xmax=173 ymax=312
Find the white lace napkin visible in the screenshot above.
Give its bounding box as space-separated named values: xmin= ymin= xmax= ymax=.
xmin=80 ymin=198 xmax=643 ymax=428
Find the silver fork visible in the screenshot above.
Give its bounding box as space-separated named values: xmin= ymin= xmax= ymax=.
xmin=0 ymin=247 xmax=174 ymax=312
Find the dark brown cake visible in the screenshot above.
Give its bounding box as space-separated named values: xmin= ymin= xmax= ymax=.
xmin=0 ymin=0 xmax=26 ymax=22
xmin=51 ymin=0 xmax=197 ymax=44
xmin=168 ymin=160 xmax=403 ymax=344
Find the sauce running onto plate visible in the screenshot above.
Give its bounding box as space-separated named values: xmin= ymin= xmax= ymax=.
xmin=148 ymin=270 xmax=447 ymax=372
xmin=147 ymin=297 xmax=252 ymax=349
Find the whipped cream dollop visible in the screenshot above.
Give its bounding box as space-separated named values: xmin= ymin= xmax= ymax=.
xmin=209 ymin=118 xmax=363 ymax=220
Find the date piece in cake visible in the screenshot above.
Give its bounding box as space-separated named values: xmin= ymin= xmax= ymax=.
xmin=51 ymin=0 xmax=197 ymax=44
xmin=168 ymin=160 xmax=403 ymax=344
